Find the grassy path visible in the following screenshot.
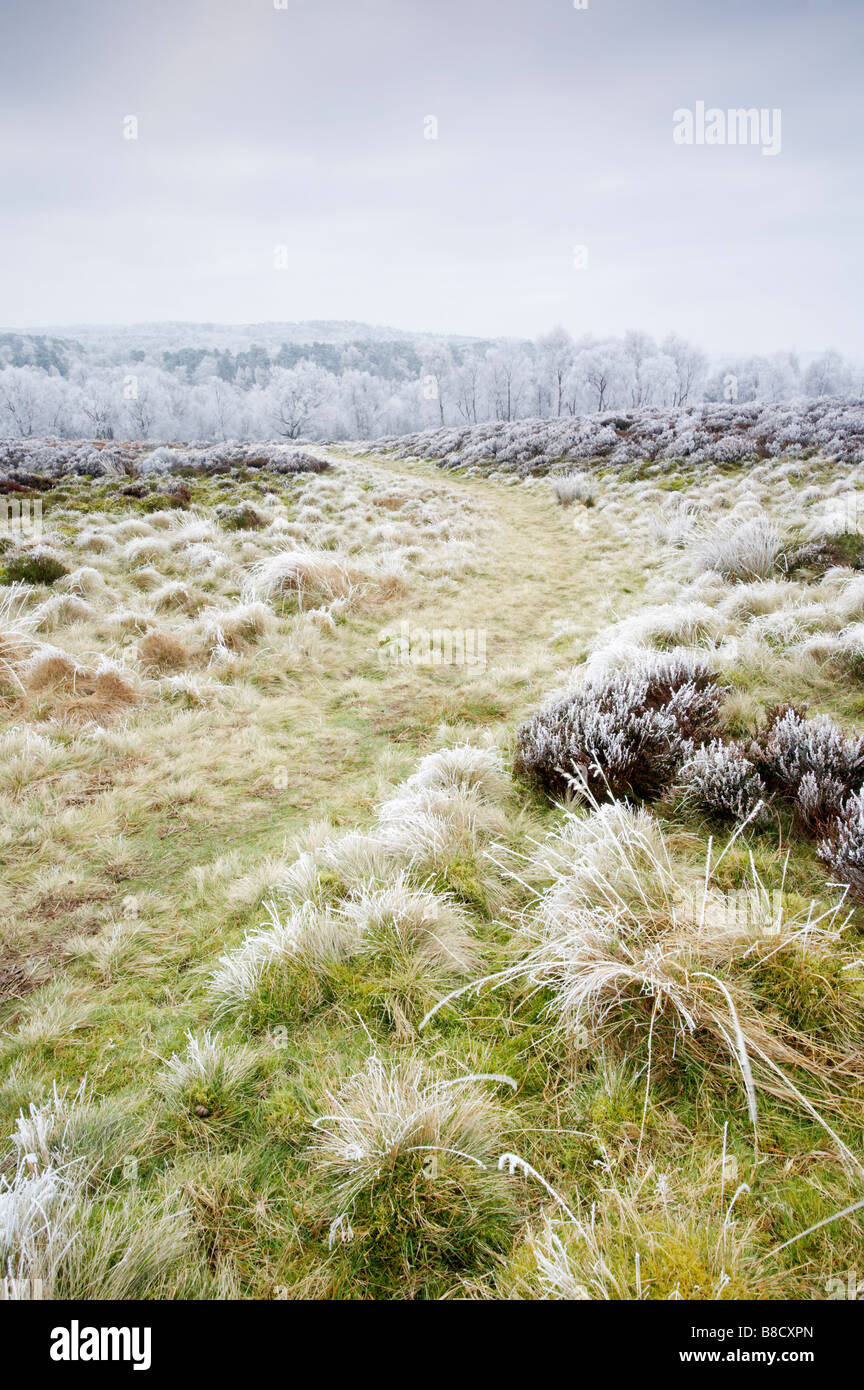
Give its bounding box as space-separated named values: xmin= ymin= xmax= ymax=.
xmin=3 ymin=449 xmax=864 ymax=1300
xmin=1 ymin=450 xmax=647 ymax=1125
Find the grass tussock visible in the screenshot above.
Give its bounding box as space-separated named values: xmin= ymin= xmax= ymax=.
xmin=310 ymin=1054 xmax=517 ymax=1295
xmin=244 ymin=548 xmax=360 ymax=606
xmin=690 ymin=515 xmax=783 ymax=583
xmin=136 ymin=629 xmax=197 ymax=672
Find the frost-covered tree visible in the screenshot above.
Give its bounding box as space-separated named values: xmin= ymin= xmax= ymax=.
xmin=484 ymin=343 xmax=529 ymax=422
xmin=571 ymin=342 xmax=632 ymax=413
xmin=340 ymin=370 xmax=386 ymax=438
xmin=537 ymin=327 xmax=575 ymax=418
xmin=624 ymin=330 xmax=658 ymax=408
xmin=804 ymin=350 xmax=853 ymax=399
xmin=0 ymin=326 xmax=859 ymax=446
xmin=661 ymin=334 xmax=706 ymax=407
xmin=419 ymin=342 xmax=456 ymax=427
xmin=638 ymin=351 xmax=679 ymax=407
xmin=453 ymin=353 xmax=482 ymax=424
xmin=78 ymin=384 xmax=117 ymax=440
xmin=266 ymin=362 xmax=329 ymax=438
xmin=0 ymin=366 xmax=44 ymax=437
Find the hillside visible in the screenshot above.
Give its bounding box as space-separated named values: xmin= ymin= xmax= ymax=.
xmin=1 ymin=438 xmax=864 ymax=1299
xmin=357 ymin=398 xmax=864 ymax=472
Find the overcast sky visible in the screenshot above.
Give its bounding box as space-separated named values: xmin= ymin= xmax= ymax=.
xmin=0 ymin=0 xmax=860 ymax=352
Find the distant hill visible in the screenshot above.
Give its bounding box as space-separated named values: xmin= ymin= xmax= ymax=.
xmin=15 ymin=321 xmax=499 ymax=356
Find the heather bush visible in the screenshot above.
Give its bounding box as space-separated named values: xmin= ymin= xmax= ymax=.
xmin=819 ymin=790 xmax=864 ymax=898
xmin=368 ymin=400 xmax=864 ymax=475
xmin=515 ymin=651 xmax=723 ymax=802
xmin=785 ymin=533 xmax=864 ymax=577
xmin=138 ymin=446 xmax=180 ymax=476
xmin=750 ymin=705 xmax=864 ymax=831
xmin=270 ymin=450 xmax=330 ymax=474
xmin=676 ymin=739 xmax=769 ymax=824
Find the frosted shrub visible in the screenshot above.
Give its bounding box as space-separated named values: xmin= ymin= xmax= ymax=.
xmin=370 ymin=401 xmax=864 ymax=475
xmin=515 ymin=651 xmax=723 ymax=802
xmin=751 ymin=705 xmax=864 ymax=831
xmin=786 ymin=534 xmax=864 ymax=577
xmin=676 ymin=739 xmax=769 ymax=823
xmin=819 ymin=790 xmax=864 ymax=898
xmin=137 ymin=447 xmax=177 ymax=477
xmin=267 ymin=449 xmax=330 ymax=475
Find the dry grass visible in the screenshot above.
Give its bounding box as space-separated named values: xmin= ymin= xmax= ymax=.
xmin=244 ymin=548 xmax=360 ymax=605
xmin=2 ymin=445 xmax=864 ymax=1301
xmin=136 ymin=629 xmax=196 ymax=672
xmin=690 ymin=515 xmax=782 ymax=582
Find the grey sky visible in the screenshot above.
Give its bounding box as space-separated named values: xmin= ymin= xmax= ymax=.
xmin=0 ymin=0 xmax=860 ymax=352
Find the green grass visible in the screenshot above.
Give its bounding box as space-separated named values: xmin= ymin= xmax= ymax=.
xmin=2 ymin=447 xmax=864 ymax=1300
